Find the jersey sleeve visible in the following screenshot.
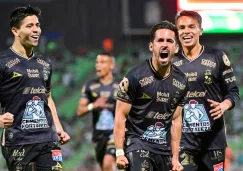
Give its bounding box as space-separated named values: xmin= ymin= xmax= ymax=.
xmin=217 ymin=51 xmax=240 ymax=108
xmin=117 ymin=70 xmax=138 ymax=104
xmin=177 ymin=78 xmax=189 ymax=106
xmin=45 ymin=60 xmax=52 ymax=94
xmin=0 ymin=61 xmax=5 ymax=83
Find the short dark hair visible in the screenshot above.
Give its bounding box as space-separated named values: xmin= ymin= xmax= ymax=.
xmin=150 ymin=20 xmax=178 ymax=42
xmin=10 ymin=5 xmax=41 ymax=29
xmin=175 ymin=10 xmax=202 ymax=28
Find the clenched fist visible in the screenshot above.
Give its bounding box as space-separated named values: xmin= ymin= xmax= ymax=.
xmin=0 ymin=112 xmax=14 ymax=128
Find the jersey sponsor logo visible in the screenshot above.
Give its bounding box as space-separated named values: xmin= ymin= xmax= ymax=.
xmin=222 ymin=54 xmax=230 ymax=66
xmin=51 ymin=150 xmax=63 ymax=162
xmin=213 ymin=162 xmax=223 ymax=171
xmin=139 ymin=92 xmax=152 ymax=99
xmin=185 ymin=72 xmax=197 ymax=82
xmin=201 ymin=59 xmax=216 ymax=68
xmin=146 ymin=111 xmax=171 ymax=120
xmin=52 ymin=162 xmax=62 ymax=171
xmin=186 ymin=90 xmax=207 ymax=98
xmin=95 ymin=109 xmax=114 ymax=130
xmin=173 ymin=79 xmax=186 ymax=90
xmin=37 ymin=58 xmax=50 ymax=67
xmin=173 ymin=60 xmax=183 ymax=67
xmin=225 ymin=76 xmax=236 ymax=83
xmin=204 ymin=70 xmax=212 ymax=84
xmin=141 ymin=160 xmax=149 ymax=170
xmin=23 ymin=87 xmax=46 ymax=94
xmin=101 ymin=91 xmax=111 ymax=98
xmin=211 ymin=150 xmax=224 ymax=161
xmin=139 ymin=76 xmax=154 ymax=87
xmin=90 ymin=83 xmax=101 ymax=90
xmin=183 ymin=100 xmax=211 ymax=132
xmin=222 ymin=68 xmax=233 ymax=76
xmin=140 ymin=122 xmax=167 ymax=144
xmin=6 ymin=58 xmax=20 ymax=68
xmin=119 ymin=77 xmax=129 ymax=92
xmin=12 ymin=149 xmax=25 ymax=161
xmin=11 ymin=72 xmax=22 ymax=78
xmin=21 ymin=96 xmax=49 ymax=129
xmin=43 ymin=65 xmax=51 ymax=81
xmin=27 ymin=69 xmax=40 ymax=78
xmin=157 ymin=92 xmax=169 ymax=103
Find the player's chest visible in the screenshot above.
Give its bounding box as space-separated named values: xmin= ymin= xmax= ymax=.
xmin=4 ymin=58 xmax=50 ymax=82
xmin=90 ymin=85 xmax=118 ymax=101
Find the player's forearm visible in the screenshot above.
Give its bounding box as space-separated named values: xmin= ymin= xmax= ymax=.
xmin=76 ymin=105 xmax=91 ymax=117
xmin=171 ymin=119 xmax=182 ymax=159
xmin=114 ymin=112 xmax=126 ymax=149
xmin=48 ymin=94 xmax=63 ymax=131
xmin=221 ymin=99 xmax=232 ymax=111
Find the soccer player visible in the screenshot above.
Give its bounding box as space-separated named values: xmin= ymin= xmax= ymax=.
xmin=0 ymin=6 xmax=70 ymax=171
xmin=77 ymin=52 xmax=119 ymax=171
xmin=173 ymin=10 xmax=240 ymax=171
xmin=114 ymin=21 xmax=187 ymax=171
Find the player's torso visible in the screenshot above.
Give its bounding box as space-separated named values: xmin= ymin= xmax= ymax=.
xmin=87 ymin=80 xmax=118 ymax=137
xmin=0 ymin=49 xmax=57 ymax=146
xmin=127 ymin=60 xmax=187 ymax=145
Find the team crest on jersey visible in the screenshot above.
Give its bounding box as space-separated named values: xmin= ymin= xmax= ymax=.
xmin=21 ymin=96 xmax=49 ymax=129
xmin=204 ymin=70 xmax=212 ymax=84
xmin=183 ymin=100 xmax=211 ymax=132
xmin=140 ymin=122 xmax=167 ymax=144
xmin=51 ymin=150 xmax=63 ymax=162
xmin=213 ymin=162 xmax=223 ymax=171
xmin=222 ymin=54 xmax=230 ymax=66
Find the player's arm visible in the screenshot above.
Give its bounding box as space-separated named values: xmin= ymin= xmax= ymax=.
xmin=208 ymin=52 xmax=240 ymax=119
xmin=114 ymin=99 xmax=130 ymax=169
xmin=171 ymin=105 xmax=183 ymax=171
xmin=47 ymin=92 xmax=70 ymax=144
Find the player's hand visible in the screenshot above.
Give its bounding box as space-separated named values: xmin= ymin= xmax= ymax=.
xmin=93 ymin=97 xmax=107 ymax=109
xmin=208 ymin=99 xmax=228 ymax=120
xmin=57 ymin=129 xmax=70 ymax=145
xmin=116 ymin=155 xmax=129 ymax=170
xmin=172 ymin=157 xmax=183 ymax=171
xmin=0 ymin=112 xmax=14 ymax=128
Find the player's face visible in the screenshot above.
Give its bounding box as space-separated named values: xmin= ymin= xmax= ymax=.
xmin=95 ymin=54 xmax=114 ymax=78
xmin=149 ymin=29 xmax=177 ymax=67
xmin=12 ymin=15 xmax=41 ymax=48
xmin=176 ymin=16 xmax=202 ymax=49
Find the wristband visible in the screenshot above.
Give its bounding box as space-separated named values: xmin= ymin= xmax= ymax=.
xmin=87 ymin=103 xmax=93 ymax=111
xmin=116 ymin=149 xmax=125 ymax=157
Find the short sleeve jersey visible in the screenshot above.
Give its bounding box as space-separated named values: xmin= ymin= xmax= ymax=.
xmin=0 ymin=48 xmax=58 ymax=146
xmin=81 ymin=79 xmax=119 ymax=142
xmin=117 ymin=58 xmax=188 ymax=155
xmin=172 ymin=46 xmax=240 ymax=150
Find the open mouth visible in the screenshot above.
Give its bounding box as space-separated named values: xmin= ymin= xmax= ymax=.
xmin=182 ymin=36 xmax=192 ymax=42
xmin=31 ymin=35 xmax=39 ymax=40
xmin=159 ymin=52 xmax=169 ymax=59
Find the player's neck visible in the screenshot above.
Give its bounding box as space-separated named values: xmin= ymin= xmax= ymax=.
xmin=152 ymin=58 xmax=171 ymax=78
xmin=182 ymin=44 xmax=202 ymax=59
xmin=11 ymin=41 xmax=33 ymax=58
xmin=99 ymin=73 xmax=113 ymax=85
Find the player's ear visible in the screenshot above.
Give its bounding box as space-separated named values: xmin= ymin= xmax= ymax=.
xmin=175 ymin=44 xmax=179 ymax=53
xmin=199 ymin=27 xmax=203 ymax=36
xmin=149 ymin=42 xmax=153 ymax=52
xmin=11 ymin=27 xmax=18 ymax=37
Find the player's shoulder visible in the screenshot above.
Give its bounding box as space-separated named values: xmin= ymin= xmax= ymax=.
xmin=203 ymin=46 xmax=225 ymax=57
xmin=173 ymin=51 xmax=184 ymax=61
xmin=34 ymin=52 xmax=52 ymax=64
xmin=171 ymin=64 xmax=187 ymax=79
xmin=0 ymin=48 xmax=16 ymax=61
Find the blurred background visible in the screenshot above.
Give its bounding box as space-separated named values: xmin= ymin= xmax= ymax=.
xmin=0 ymin=0 xmax=243 ymax=170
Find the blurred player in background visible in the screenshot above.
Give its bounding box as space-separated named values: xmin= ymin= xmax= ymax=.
xmin=173 ymin=10 xmax=240 ymax=171
xmin=77 ymin=52 xmax=119 ymax=171
xmin=0 ymin=5 xmax=70 ymax=171
xmin=114 ymin=20 xmax=187 ymax=171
